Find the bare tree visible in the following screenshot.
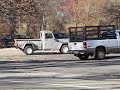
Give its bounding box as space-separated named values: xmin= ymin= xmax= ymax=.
xmin=0 ymin=0 xmax=18 ymax=35
xmin=0 ymin=0 xmax=68 ymax=37
xmin=102 ymin=1 xmax=120 ymax=28
xmin=62 ymin=0 xmax=112 ymax=26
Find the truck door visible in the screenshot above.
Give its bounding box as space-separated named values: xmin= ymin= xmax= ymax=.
xmin=104 ymin=31 xmax=119 ymax=53
xmin=44 ymin=33 xmax=55 ymax=50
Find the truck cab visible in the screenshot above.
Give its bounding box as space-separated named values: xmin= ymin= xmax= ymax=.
xmin=40 ymin=30 xmax=67 ymax=50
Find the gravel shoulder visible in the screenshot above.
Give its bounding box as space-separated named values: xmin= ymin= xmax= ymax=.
xmin=0 ymin=48 xmax=78 ymax=61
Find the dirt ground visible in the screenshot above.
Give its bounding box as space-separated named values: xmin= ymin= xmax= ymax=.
xmin=0 ymin=48 xmax=78 ymax=61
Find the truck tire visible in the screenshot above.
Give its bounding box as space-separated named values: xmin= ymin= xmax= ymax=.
xmin=24 ymin=46 xmax=33 ymax=55
xmin=60 ymin=45 xmax=68 ymax=54
xmin=95 ymin=48 xmax=105 ymax=60
xmin=78 ymin=54 xmax=89 ymax=60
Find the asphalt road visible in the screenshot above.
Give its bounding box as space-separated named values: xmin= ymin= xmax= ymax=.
xmin=0 ymin=56 xmax=120 ymax=90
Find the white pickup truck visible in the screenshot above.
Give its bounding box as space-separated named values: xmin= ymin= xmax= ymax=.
xmin=68 ymin=25 xmax=120 ymax=60
xmin=14 ymin=30 xmax=69 ymax=55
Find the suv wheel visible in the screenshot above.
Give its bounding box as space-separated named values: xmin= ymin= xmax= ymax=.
xmin=1 ymin=42 xmax=7 ymax=48
xmin=24 ymin=46 xmax=33 ymax=55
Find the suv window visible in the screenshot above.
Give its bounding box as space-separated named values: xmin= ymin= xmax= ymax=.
xmin=18 ymin=35 xmax=26 ymax=39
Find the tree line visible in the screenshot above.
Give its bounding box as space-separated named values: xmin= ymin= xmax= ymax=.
xmin=0 ymin=0 xmax=120 ymax=37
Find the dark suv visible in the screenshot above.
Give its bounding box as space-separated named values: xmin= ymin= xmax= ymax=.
xmin=0 ymin=34 xmax=33 ymax=48
xmin=53 ymin=32 xmax=68 ymax=39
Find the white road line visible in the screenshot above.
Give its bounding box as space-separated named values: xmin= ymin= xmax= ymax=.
xmin=40 ymin=82 xmax=103 ymax=89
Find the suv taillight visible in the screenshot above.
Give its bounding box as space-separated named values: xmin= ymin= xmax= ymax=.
xmin=83 ymin=41 xmax=87 ymax=49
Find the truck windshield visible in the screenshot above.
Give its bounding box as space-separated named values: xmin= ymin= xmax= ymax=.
xmin=69 ymin=25 xmax=116 ymax=42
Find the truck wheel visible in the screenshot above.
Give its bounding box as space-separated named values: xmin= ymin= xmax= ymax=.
xmin=78 ymin=54 xmax=89 ymax=60
xmin=95 ymin=48 xmax=105 ymax=60
xmin=60 ymin=45 xmax=69 ymax=54
xmin=24 ymin=46 xmax=33 ymax=55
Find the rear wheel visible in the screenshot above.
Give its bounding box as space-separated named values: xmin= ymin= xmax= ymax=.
xmin=95 ymin=48 xmax=105 ymax=60
xmin=24 ymin=46 xmax=33 ymax=55
xmin=60 ymin=45 xmax=68 ymax=54
xmin=78 ymin=54 xmax=89 ymax=60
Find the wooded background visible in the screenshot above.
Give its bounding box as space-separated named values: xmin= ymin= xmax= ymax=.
xmin=0 ymin=0 xmax=120 ymax=38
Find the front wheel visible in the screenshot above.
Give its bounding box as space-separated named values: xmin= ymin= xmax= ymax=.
xmin=24 ymin=46 xmax=34 ymax=55
xmin=78 ymin=54 xmax=89 ymax=60
xmin=60 ymin=45 xmax=69 ymax=54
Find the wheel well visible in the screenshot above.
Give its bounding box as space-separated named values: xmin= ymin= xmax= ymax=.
xmin=96 ymin=46 xmax=106 ymax=53
xmin=24 ymin=44 xmax=33 ymax=49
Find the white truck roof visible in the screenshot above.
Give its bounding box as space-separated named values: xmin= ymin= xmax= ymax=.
xmin=40 ymin=30 xmax=53 ymax=33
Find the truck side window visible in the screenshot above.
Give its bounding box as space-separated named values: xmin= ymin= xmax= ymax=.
xmin=40 ymin=33 xmax=42 ymax=39
xmin=45 ymin=33 xmax=53 ymax=39
xmin=101 ymin=31 xmax=116 ymax=39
